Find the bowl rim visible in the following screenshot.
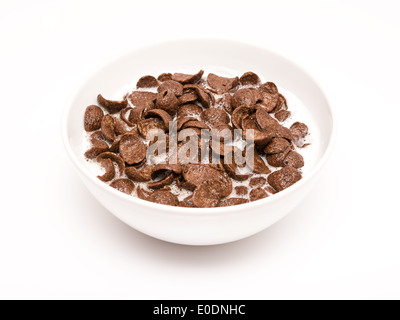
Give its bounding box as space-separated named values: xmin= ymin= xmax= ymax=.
xmin=62 ymin=38 xmax=337 ymax=217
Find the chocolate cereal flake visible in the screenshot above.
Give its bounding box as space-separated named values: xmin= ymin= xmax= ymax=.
xmin=119 ymin=133 xmax=147 ymax=165
xmin=158 ymin=80 xmax=183 ymax=97
xmin=246 ymin=145 xmax=271 ymax=174
xmin=255 ymin=107 xmax=278 ymax=130
xmin=147 ymin=190 xmax=179 ymax=206
xmin=136 ymin=75 xmax=158 ymax=88
xmin=110 ymin=179 xmax=135 ymax=195
xmin=212 ymin=123 xmax=234 ymax=138
xmin=84 ymin=105 xmax=104 ymax=132
xmin=182 ymin=164 xmax=232 ymax=196
xmin=96 ymin=152 xmax=125 ymax=174
xmin=290 ymin=122 xmax=308 ymax=139
xmin=108 ymin=138 xmax=120 ymax=153
xmin=155 ymin=89 xmax=179 ymax=116
xmin=120 ymin=107 xmax=135 ymax=127
xmin=128 ymin=106 xmax=145 ymax=124
xmin=125 ymin=165 xmax=153 ymax=182
xmin=109 ymin=133 xmax=126 ymax=153
xmin=90 ymin=131 xmax=105 ymax=145
xmin=157 ymin=73 xmax=172 ymax=82
xmin=148 ymin=173 xmax=175 ymax=189
xmin=241 ymin=114 xmax=259 ymax=131
xmin=223 ymin=162 xmax=252 ymax=181
xmin=97 ymin=94 xmax=127 ymax=114
xmin=239 ymin=72 xmax=261 ymax=86
xmin=267 ymin=153 xmax=285 ymax=167
xmin=266 ymin=146 xmax=291 ymax=167
xmin=144 ymin=109 xmax=173 ymax=132
xmin=179 ymin=195 xmax=196 ymax=208
xmin=177 ymin=104 xmax=203 ymax=119
xmin=114 ymin=118 xmax=127 ymax=136
xmin=151 ymin=164 xmax=183 ymax=178
xmin=101 ymin=114 xmax=116 ymax=142
xmin=249 ymin=177 xmax=267 ymax=188
xmin=201 ymin=108 xmax=230 ymax=127
xmin=181 ymin=120 xmax=210 ymax=131
xmin=178 ymin=92 xmax=198 ymax=105
xmin=283 ymin=151 xmax=304 ymax=169
xmin=128 ymin=91 xmax=156 ymax=109
xmin=223 ymin=94 xmax=233 ymax=114
xmin=84 ymin=144 xmax=109 ymax=159
xmin=235 ymin=186 xmax=248 ymax=196
xmin=137 ymin=118 xmax=165 ymax=138
xmin=182 ymin=165 xmax=213 ymax=190
xmin=176 ymin=117 xmax=198 ymax=131
xmin=267 ymin=166 xmax=302 ymax=192
xmin=207 ymin=73 xmax=239 ymax=93
xmin=290 ymin=122 xmax=309 ymax=147
xmin=272 ymin=94 xmax=288 ymax=113
xmin=193 ymin=180 xmax=224 ymax=208
xmin=265 ymin=186 xmax=277 ymax=194
xmin=275 ymin=110 xmax=291 ymax=122
xmin=258 ymin=82 xmax=279 ymax=112
xmin=232 ymin=106 xmax=251 ymax=129
xmin=183 ymin=84 xmax=214 ymax=108
xmin=264 ymin=138 xmax=291 ymax=154
xmin=136 ymin=186 xmax=152 ymax=200
xmin=98 ymin=158 xmax=115 ymax=182
xmin=232 ymin=88 xmax=258 ymax=110
xmin=249 ymin=188 xmax=269 ymax=201
xmin=262 ymin=123 xmax=293 ymax=142
xmin=172 ymin=70 xmax=204 ymax=85
xmin=243 ymin=129 xmax=274 ymax=146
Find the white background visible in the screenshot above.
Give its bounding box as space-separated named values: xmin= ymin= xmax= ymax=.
xmin=0 ymin=0 xmax=399 ymax=300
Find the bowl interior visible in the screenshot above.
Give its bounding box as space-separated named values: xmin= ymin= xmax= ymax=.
xmin=64 ymin=39 xmax=333 ymax=211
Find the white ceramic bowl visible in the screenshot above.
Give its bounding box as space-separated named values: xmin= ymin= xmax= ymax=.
xmin=62 ymin=39 xmax=335 ymax=245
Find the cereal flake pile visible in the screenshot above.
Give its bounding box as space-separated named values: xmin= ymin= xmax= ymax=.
xmin=83 ymin=70 xmax=309 ymax=208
